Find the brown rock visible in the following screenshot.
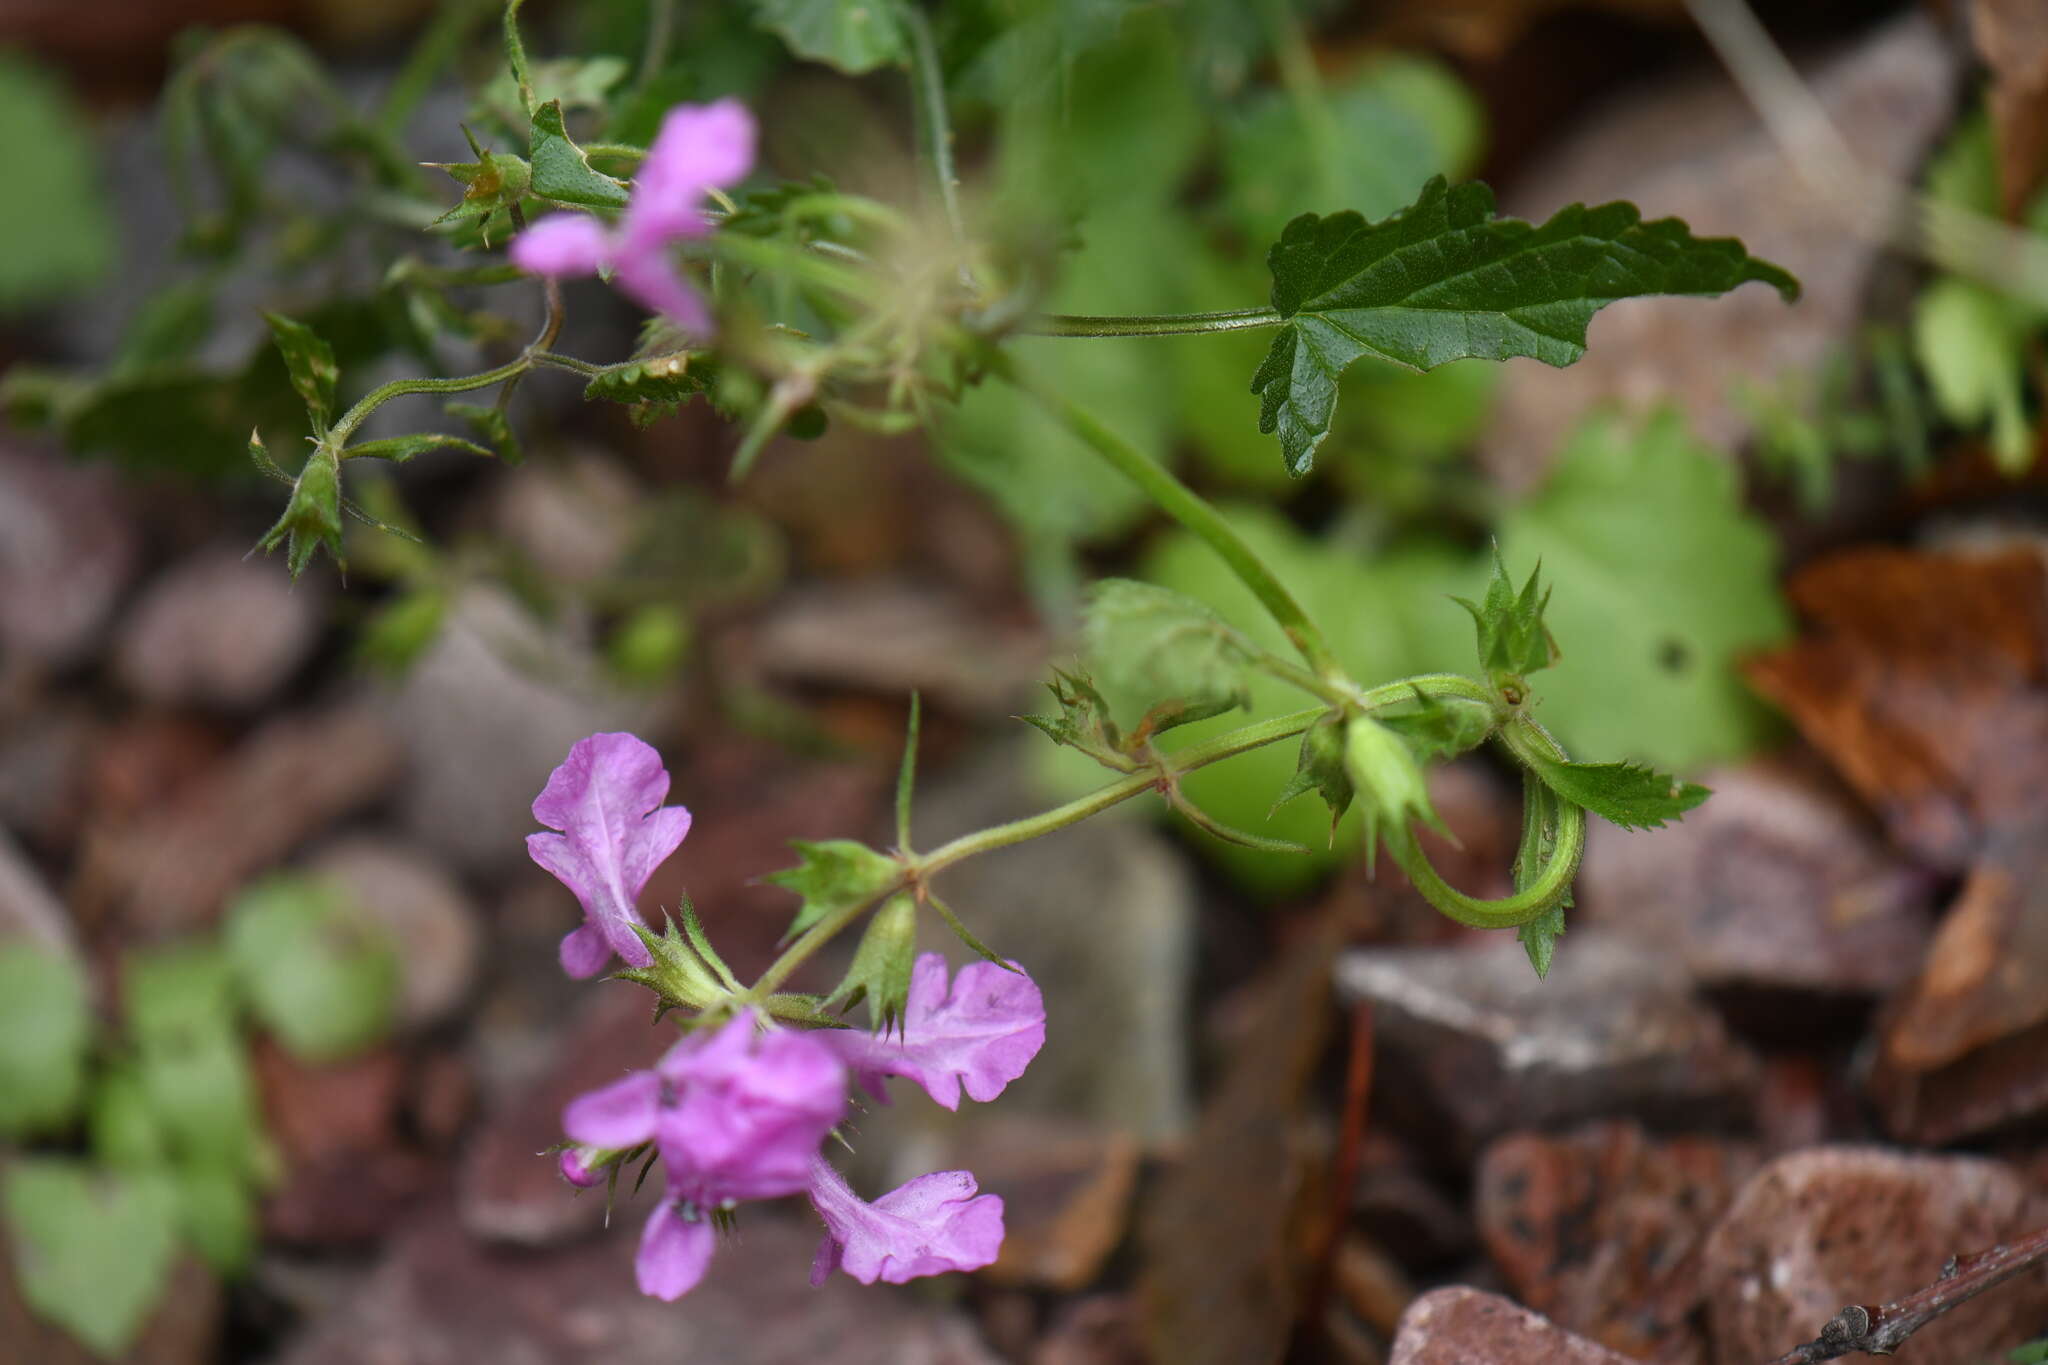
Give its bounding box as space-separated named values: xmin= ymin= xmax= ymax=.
xmin=1870 ymin=817 xmax=2048 ymax=1144
xmin=1336 ymin=933 xmax=1760 ymax=1160
xmin=113 ymin=545 xmax=321 ymax=709
xmin=302 ymin=837 xmax=481 ymax=1031
xmin=1476 ymin=1120 xmax=1762 ymax=1362
xmin=1351 ymin=1133 xmax=1475 ymax=1270
xmin=73 ymin=703 xmax=401 ymax=936
xmin=1389 ymin=1287 xmax=1639 ymax=1365
xmin=0 ymin=443 xmax=137 ymax=670
xmin=1579 ymin=754 xmax=1935 ymax=1001
xmin=0 ymin=702 xmax=94 ymax=850
xmin=273 ymin=1203 xmax=1001 ymax=1365
xmin=1701 ymin=1148 xmax=2048 ymax=1365
xmin=1745 ymin=544 xmax=2048 ymax=871
xmin=457 ymin=986 xmax=670 ymax=1247
xmin=1480 ymin=15 xmax=1956 ymax=491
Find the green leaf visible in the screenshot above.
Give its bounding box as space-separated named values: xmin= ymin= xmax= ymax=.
xmin=446 ymin=401 xmax=524 ymax=464
xmin=356 ymin=587 xmax=445 ymax=675
xmin=343 ymin=432 xmax=494 ymax=463
xmin=1512 ymin=776 xmax=1568 ymax=978
xmin=171 ymin=1161 xmax=257 ymax=1274
xmin=0 ymin=53 xmax=114 ymax=313
xmin=1251 ymin=176 xmax=1801 ymax=475
xmin=2 ymin=1160 xmax=181 ymax=1358
xmin=1496 ymin=410 xmax=1791 ymax=770
xmin=527 ymin=100 xmax=629 ymax=209
xmin=584 ymin=353 xmax=716 ymax=412
xmin=90 ymin=1064 xmax=167 ymax=1168
xmin=2009 ymin=1339 xmax=2048 ymax=1365
xmin=1020 ymin=668 xmax=1130 ymax=768
xmin=224 ymin=874 xmax=398 ymax=1063
xmin=827 ymin=893 xmax=917 ymax=1033
xmin=764 ymin=840 xmax=900 ymax=940
xmin=1379 ymin=690 xmax=1495 ymax=765
xmin=253 ymin=436 xmax=345 ymax=579
xmin=0 ymin=945 xmax=90 ymax=1138
xmin=1450 ymin=548 xmax=1557 ymax=683
xmin=263 ymin=313 xmax=338 ymax=429
xmin=123 ymin=942 xmax=239 ymax=1044
xmin=1522 ymin=752 xmax=1709 ymax=831
xmin=1913 ymin=277 xmax=2033 ymax=474
xmin=1221 ymin=55 xmax=1484 ymax=240
xmin=1082 ymin=578 xmax=1255 ymax=723
xmin=749 ymin=0 xmax=907 ymax=74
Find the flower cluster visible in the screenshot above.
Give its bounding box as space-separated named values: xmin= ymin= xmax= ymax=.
xmin=529 ymin=734 xmax=1046 ymax=1300
xmin=510 ymin=98 xmax=753 ymax=337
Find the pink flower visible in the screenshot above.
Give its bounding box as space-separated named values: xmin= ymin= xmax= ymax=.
xmin=822 ymin=955 xmax=1046 ymax=1110
xmin=806 ymin=1155 xmax=1005 ymax=1286
xmin=508 ymin=98 xmax=755 ymax=337
xmin=558 ymin=1147 xmax=605 ymax=1189
xmin=563 ymin=1014 xmax=846 ymax=1300
xmin=526 ymin=732 xmax=692 ymax=979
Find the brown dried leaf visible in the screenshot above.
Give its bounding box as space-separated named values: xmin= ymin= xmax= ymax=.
xmin=1971 ymin=0 xmax=2048 ymax=217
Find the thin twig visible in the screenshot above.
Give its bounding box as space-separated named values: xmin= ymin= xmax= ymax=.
xmin=1683 ymin=0 xmax=2048 ymax=310
xmin=1759 ymin=1224 xmax=2048 ymax=1363
xmin=1302 ymin=1002 xmax=1376 ymax=1342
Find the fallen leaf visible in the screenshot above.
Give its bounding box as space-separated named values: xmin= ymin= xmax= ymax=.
xmin=1971 ymin=0 xmax=2048 ymax=217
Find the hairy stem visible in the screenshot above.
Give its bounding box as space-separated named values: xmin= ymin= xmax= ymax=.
xmin=894 ymin=0 xmax=969 ymax=269
xmin=996 ymin=355 xmax=1344 ymax=679
xmin=1020 ymin=309 xmax=1284 ymax=338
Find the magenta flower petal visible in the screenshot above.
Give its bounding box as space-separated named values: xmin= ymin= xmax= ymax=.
xmin=563 ymin=1069 xmax=664 ymax=1150
xmin=822 ymin=956 xmax=1046 ymax=1110
xmin=631 ymin=98 xmax=755 ymax=239
xmin=527 ymin=733 xmax=692 ymax=976
xmin=558 ymin=924 xmax=613 ymax=979
xmin=637 ymin=1199 xmax=717 ymax=1301
xmin=509 ymin=213 xmax=614 ymax=277
xmin=807 ymin=1156 xmax=1005 ymax=1286
xmin=657 ymin=1016 xmax=846 ymax=1204
xmin=610 ymin=246 xmax=714 ymax=338
xmin=559 ymin=1147 xmax=606 ymax=1188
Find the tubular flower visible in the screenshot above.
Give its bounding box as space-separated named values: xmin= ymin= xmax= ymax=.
xmin=508 ymin=98 xmax=754 ymax=337
xmin=806 ymin=1155 xmax=1005 ymax=1286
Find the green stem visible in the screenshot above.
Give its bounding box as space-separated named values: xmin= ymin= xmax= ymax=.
xmin=503 ymin=0 xmax=535 ymax=117
xmin=633 ymin=0 xmax=678 ymax=98
xmin=894 ymin=0 xmax=969 ymax=265
xmin=1391 ymin=715 xmax=1585 ymax=929
xmin=997 ymin=356 xmax=1344 ymax=679
xmin=749 ymin=706 xmax=1330 ymax=996
xmin=1021 ymin=309 xmax=1284 ymax=338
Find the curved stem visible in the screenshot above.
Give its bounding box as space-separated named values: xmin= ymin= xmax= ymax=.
xmin=1021 ymin=308 xmax=1284 ymax=338
xmin=996 ymin=355 xmax=1344 ymax=679
xmin=328 ymin=356 xmax=534 ymax=446
xmin=1390 ymin=715 xmax=1585 ymax=929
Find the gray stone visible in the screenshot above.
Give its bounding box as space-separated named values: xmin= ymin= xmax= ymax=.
xmin=275 ymin=1204 xmax=1001 ymax=1365
xmin=384 ymin=586 xmax=646 ymax=874
xmin=1336 ymin=933 xmax=1760 ymax=1158
xmin=113 ymin=545 xmax=321 ymax=709
xmin=0 ymin=443 xmax=137 ymax=670
xmin=1480 ymin=14 xmax=1959 ymax=489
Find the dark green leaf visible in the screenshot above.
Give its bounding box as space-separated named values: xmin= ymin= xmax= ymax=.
xmin=1082 ymin=578 xmax=1254 ymax=720
xmin=1521 ymin=752 xmax=1709 ymax=831
xmin=1512 ymin=776 xmax=1568 ymax=978
xmin=749 ymin=0 xmax=906 ymax=73
xmin=263 ymin=312 xmax=339 ymax=429
xmin=0 ymin=944 xmax=90 ymax=1138
xmin=583 ymin=352 xmax=716 ymax=411
xmin=1270 ymin=713 xmax=1352 ymax=833
xmin=1019 ymin=668 xmax=1126 ymax=766
xmin=223 ymin=875 xmax=398 ymax=1063
xmin=764 ymin=840 xmax=900 ymax=940
xmin=1252 ymin=176 xmax=1800 ymax=475
xmin=1 ymin=1160 xmax=180 ymax=1358
xmin=827 ymin=893 xmax=917 ymax=1033
xmin=343 ymin=432 xmax=494 ymax=463
xmin=527 ymin=100 xmax=628 ymax=209
xmin=1450 ymin=548 xmax=1557 ymax=683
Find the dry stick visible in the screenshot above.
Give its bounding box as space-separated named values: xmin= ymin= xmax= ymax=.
xmin=1300 ymin=1001 xmax=1377 ymax=1344
xmin=1759 ymin=1224 xmax=2048 ymax=1364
